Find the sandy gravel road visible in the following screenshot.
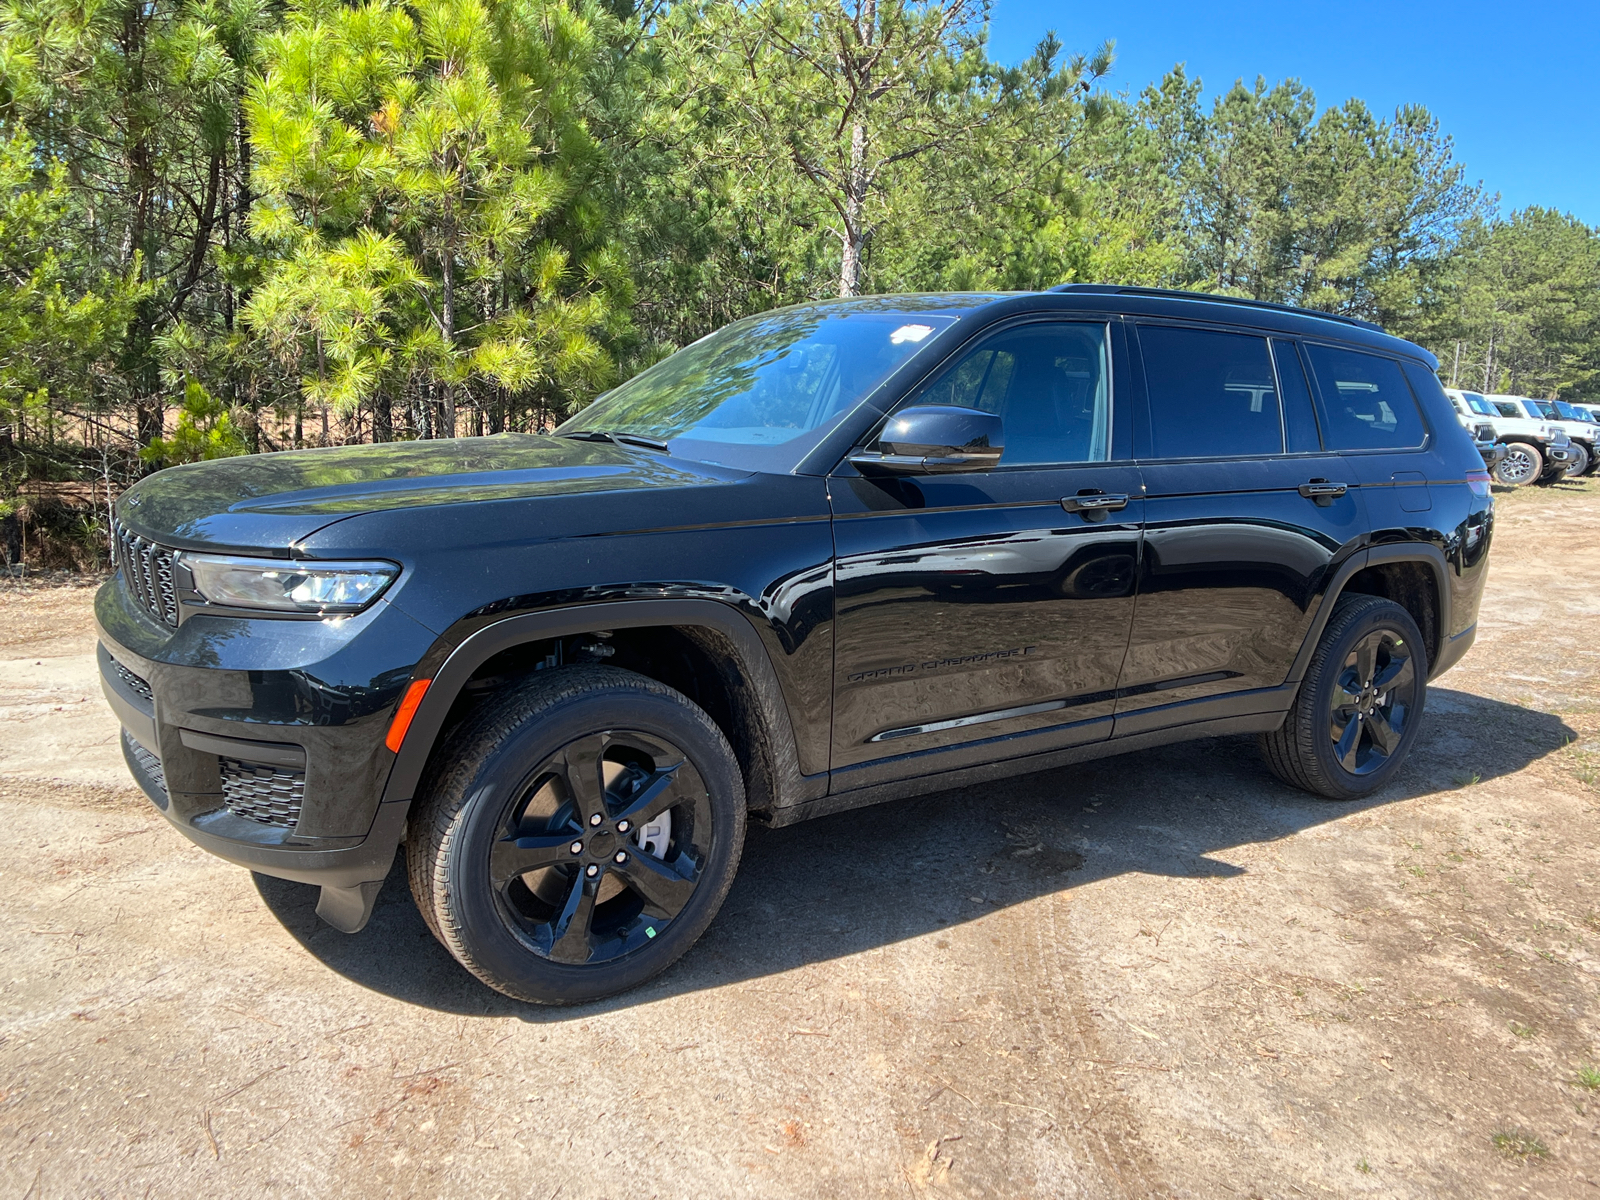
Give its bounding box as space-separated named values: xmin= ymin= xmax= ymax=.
xmin=1 ymin=479 xmax=1597 ymax=1198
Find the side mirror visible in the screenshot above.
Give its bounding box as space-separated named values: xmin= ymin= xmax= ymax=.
xmin=849 ymin=405 xmax=1004 ymax=476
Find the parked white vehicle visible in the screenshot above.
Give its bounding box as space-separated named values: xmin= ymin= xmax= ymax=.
xmin=1444 ymin=388 xmax=1574 ymax=486
xmin=1487 ymin=395 xmax=1600 ymax=479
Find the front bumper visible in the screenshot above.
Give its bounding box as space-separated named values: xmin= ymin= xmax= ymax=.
xmin=96 ymin=572 xmax=439 ymax=908
xmin=1477 ymin=441 xmax=1507 ymax=468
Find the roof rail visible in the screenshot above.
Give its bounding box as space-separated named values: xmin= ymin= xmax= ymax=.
xmin=1046 ymin=283 xmax=1385 ymax=333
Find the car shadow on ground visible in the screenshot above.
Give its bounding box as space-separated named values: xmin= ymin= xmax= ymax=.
xmin=254 ymin=686 xmax=1575 ymax=1019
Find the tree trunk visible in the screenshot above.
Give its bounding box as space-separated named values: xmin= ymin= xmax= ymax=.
xmin=373 ymin=390 xmax=392 ymax=443
xmin=838 ymin=118 xmax=869 ymax=297
xmin=836 ymin=0 xmax=876 ymax=297
xmin=440 ymin=230 xmax=458 ymax=439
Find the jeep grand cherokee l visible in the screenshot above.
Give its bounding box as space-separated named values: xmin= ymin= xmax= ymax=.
xmin=98 ymin=286 xmax=1494 ymax=1004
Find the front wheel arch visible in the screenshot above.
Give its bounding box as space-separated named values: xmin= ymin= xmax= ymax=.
xmin=379 ymin=600 xmax=811 ymax=817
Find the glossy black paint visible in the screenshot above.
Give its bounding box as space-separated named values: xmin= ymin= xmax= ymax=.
xmin=95 ymin=288 xmax=1493 ymax=902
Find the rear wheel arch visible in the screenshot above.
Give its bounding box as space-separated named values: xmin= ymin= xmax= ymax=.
xmin=1289 ymin=546 xmax=1450 ymax=687
xmin=381 ymin=600 xmax=812 ymax=818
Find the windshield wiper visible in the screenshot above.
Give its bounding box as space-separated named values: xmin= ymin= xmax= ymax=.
xmin=559 ymin=429 xmax=671 ymax=454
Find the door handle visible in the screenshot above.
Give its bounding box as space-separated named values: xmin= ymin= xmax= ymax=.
xmin=1061 ymin=492 xmax=1130 ymax=519
xmin=1297 ymin=480 xmax=1348 ymax=506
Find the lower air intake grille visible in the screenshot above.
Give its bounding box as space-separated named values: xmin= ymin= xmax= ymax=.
xmin=113 ymin=519 xmax=179 ymax=627
xmin=124 ymin=731 xmax=167 ymax=800
xmin=113 ymin=660 xmax=153 ymax=704
xmin=220 ymin=758 xmax=305 ymax=828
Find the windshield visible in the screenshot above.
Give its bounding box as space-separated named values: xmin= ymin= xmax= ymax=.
xmin=1464 ymin=394 xmax=1496 ymax=416
xmin=1554 ymin=401 xmax=1582 ymax=420
xmin=559 ymin=306 xmax=960 ymax=472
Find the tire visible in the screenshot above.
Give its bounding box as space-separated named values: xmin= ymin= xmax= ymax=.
xmin=1533 ymin=465 xmax=1567 ymax=486
xmin=1492 ymin=441 xmax=1542 ymax=486
xmin=1259 ymin=594 xmax=1428 ymax=801
xmin=408 ymin=666 xmax=746 ymax=1005
xmin=1561 ymin=441 xmax=1587 ymax=480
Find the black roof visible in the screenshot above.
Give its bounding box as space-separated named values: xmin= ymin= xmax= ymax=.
xmin=1048 ymin=283 xmax=1383 ymax=332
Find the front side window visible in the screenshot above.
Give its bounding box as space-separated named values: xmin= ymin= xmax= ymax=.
xmin=1138 ymin=325 xmax=1284 ymax=459
xmin=910 ymin=322 xmax=1111 ymax=465
xmin=1492 ymin=401 xmax=1521 ymax=418
xmin=1304 ymin=345 xmax=1426 ymax=450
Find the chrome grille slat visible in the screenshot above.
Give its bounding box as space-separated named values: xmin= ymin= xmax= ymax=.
xmin=112 ymin=519 xmax=179 ymax=626
xmin=219 ymin=758 xmax=305 ymax=828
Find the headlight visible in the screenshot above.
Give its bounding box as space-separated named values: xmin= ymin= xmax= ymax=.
xmin=181 ymin=554 xmax=398 ymax=614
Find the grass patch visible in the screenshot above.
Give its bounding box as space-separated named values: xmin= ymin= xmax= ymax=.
xmin=1510 ymin=1021 xmax=1537 ymax=1039
xmin=1491 ymin=1129 xmax=1549 ymax=1161
xmin=1576 ymin=1064 xmax=1600 ymax=1091
xmin=1453 ymin=771 xmax=1482 ymax=787
xmin=1356 ymin=1157 xmax=1372 ymax=1174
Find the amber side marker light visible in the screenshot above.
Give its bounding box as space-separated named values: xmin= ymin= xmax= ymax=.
xmin=385 ymin=679 xmax=432 ymax=753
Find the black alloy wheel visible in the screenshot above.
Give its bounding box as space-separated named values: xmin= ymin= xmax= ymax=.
xmin=1259 ymin=594 xmax=1428 ymax=800
xmin=1326 ymin=629 xmax=1417 ymax=776
xmin=409 ymin=666 xmax=745 ymax=1005
xmin=489 ymin=730 xmax=710 ymax=966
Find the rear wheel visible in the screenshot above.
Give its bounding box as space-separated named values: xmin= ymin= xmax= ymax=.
xmin=1570 ymin=443 xmax=1595 ymax=477
xmin=1492 ymin=441 xmax=1542 ymax=486
xmin=1259 ymin=594 xmax=1427 ymax=801
xmin=408 ymin=666 xmax=746 ymax=1004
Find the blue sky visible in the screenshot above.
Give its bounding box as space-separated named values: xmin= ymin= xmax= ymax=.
xmin=985 ymin=0 xmax=1600 ymax=226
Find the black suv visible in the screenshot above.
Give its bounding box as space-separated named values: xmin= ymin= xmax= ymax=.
xmin=98 ymin=286 xmax=1494 ymax=1003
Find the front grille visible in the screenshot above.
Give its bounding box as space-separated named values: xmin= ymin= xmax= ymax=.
xmin=113 ymin=519 xmax=179 ymax=627
xmin=123 ymin=730 xmax=167 ymax=799
xmin=112 ymin=659 xmax=153 ymax=704
xmin=220 ymin=758 xmax=305 ymax=828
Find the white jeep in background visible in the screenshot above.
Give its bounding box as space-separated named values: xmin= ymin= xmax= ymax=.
xmin=1445 ymin=388 xmax=1576 ymax=486
xmin=1488 ymin=394 xmax=1600 ymax=479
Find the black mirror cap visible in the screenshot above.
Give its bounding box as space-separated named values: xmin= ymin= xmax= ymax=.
xmin=850 ymin=405 xmax=1004 ymax=475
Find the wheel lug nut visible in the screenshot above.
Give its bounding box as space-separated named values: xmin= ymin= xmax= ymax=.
xmin=616 ymin=820 xmax=630 ymax=833
xmin=589 ymin=813 xmax=603 ymax=827
xmin=569 ymin=841 xmax=583 ymax=855
xmin=585 ymin=864 xmax=599 ymax=878
xmin=614 ymin=851 xmax=628 ymax=864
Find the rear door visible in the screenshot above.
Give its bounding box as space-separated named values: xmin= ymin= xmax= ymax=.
xmin=1301 ymin=342 xmax=1437 ymax=532
xmin=1114 ymin=322 xmax=1367 ymax=736
xmin=827 ymin=317 xmax=1144 ymax=787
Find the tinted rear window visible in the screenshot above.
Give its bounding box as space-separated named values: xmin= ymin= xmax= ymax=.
xmin=1139 ymin=326 xmax=1284 ymax=458
xmin=1304 ymin=345 xmax=1425 ymax=450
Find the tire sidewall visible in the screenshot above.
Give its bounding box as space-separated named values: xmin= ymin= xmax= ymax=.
xmin=434 ymin=681 xmax=745 ymax=1004
xmin=1493 ymin=442 xmax=1541 ymax=486
xmin=1303 ymin=601 xmax=1428 ymax=800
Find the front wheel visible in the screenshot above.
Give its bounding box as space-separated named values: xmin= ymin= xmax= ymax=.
xmin=1492 ymin=441 xmax=1542 ymax=486
xmin=1259 ymin=595 xmax=1427 ymax=801
xmin=1568 ymin=443 xmax=1594 ymax=478
xmin=408 ymin=666 xmax=746 ymax=1004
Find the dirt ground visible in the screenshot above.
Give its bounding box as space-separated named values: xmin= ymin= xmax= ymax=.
xmin=1 ymin=480 xmax=1597 ymax=1200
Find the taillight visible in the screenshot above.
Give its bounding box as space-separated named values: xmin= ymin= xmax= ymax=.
xmin=1466 ymin=469 xmax=1492 ymax=497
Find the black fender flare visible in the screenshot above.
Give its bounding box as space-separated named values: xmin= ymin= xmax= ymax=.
xmin=378 ymin=598 xmax=818 ymax=812
xmin=1283 ymin=543 xmax=1453 ymax=686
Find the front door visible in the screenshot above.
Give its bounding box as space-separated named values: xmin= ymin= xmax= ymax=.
xmin=1114 ymin=323 xmax=1367 ymax=735
xmin=827 ymin=318 xmax=1144 ymax=790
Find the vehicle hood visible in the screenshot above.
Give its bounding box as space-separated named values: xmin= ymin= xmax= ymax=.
xmin=115 ymin=435 xmax=754 ymax=552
